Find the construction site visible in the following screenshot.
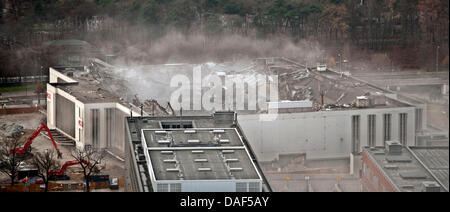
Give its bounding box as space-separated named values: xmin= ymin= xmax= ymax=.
xmin=1 ymin=44 xmax=448 ymax=192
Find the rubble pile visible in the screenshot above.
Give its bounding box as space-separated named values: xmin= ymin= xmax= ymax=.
xmin=0 ymin=122 xmax=25 ymax=138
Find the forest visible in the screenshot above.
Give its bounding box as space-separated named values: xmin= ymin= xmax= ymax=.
xmin=0 ymin=0 xmax=448 ymax=78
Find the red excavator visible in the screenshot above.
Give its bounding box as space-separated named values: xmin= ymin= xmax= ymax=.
xmin=10 ymin=123 xmax=62 ymax=159
xmin=48 ymin=159 xmax=91 ymax=181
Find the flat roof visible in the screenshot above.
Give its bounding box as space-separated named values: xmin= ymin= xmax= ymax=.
xmin=143 ymin=128 xmax=244 ymax=148
xmin=127 ymin=112 xmax=262 ymax=184
xmin=148 ymin=149 xmax=259 ymax=180
xmin=409 ymin=146 xmax=449 ymax=191
xmin=364 ymin=146 xmax=448 ymax=192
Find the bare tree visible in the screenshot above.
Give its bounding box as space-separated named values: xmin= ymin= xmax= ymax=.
xmin=71 ymin=148 xmax=105 ymax=192
xmin=0 ymin=138 xmax=25 ymax=186
xmin=31 ymin=149 xmax=59 ymax=192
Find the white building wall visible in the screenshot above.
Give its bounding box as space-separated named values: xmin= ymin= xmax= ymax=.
xmin=238 ymin=106 xmax=416 ymax=161
xmin=46 ymin=83 xmax=85 ymax=150
xmin=153 ymin=180 xmax=262 ymax=192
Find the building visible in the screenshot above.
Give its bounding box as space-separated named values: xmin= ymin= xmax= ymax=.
xmin=237 ymin=58 xmax=424 ymax=166
xmin=124 ymin=111 xmax=269 ymax=192
xmin=361 ymin=141 xmax=448 ymax=192
xmin=46 ymin=66 xmax=143 ymax=155
xmin=46 ymin=57 xmax=434 ymax=182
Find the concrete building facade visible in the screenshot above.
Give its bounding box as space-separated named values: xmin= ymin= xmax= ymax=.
xmin=238 ymin=106 xmax=416 ymax=161
xmin=236 ymin=58 xmax=419 ymax=163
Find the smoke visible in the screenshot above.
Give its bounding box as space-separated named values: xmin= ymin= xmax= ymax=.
xmin=111 ymin=30 xmax=325 ymax=65
xmin=103 ymin=30 xmax=325 ymax=105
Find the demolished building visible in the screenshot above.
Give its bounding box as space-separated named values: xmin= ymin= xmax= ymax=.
xmin=45 ymin=57 xmax=441 ymax=180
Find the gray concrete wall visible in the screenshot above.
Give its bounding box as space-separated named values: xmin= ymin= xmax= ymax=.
xmin=237 ymin=106 xmax=416 ymax=161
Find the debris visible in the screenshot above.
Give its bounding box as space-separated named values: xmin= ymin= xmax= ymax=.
xmin=0 ymin=122 xmax=25 ymax=138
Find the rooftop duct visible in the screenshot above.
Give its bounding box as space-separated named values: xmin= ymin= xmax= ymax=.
xmin=422 ymin=181 xmax=441 ymax=192
xmin=385 ymin=140 xmax=402 ymax=155
xmin=356 ymin=96 xmax=370 ymax=108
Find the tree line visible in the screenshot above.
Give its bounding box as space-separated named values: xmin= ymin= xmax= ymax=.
xmin=0 ymin=0 xmax=448 ymax=76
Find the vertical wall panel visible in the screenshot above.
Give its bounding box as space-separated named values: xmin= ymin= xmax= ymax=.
xmin=56 ymin=94 xmax=75 ymax=137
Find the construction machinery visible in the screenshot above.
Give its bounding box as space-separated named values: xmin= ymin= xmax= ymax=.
xmin=10 ymin=123 xmax=62 ymax=158
xmin=48 ymin=159 xmax=90 ymax=181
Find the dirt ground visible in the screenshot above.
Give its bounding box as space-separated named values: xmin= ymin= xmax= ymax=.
xmin=0 ymin=112 xmax=125 ymax=190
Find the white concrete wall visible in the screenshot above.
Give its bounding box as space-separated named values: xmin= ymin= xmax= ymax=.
xmin=238 ymin=106 xmax=416 ymax=161
xmin=153 ymin=180 xmax=262 ymax=192
xmin=46 ymin=83 xmax=85 ymax=150
xmin=49 ymin=68 xmax=78 ymax=83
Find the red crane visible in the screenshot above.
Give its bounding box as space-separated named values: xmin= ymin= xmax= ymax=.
xmin=11 ymin=123 xmax=62 ymax=158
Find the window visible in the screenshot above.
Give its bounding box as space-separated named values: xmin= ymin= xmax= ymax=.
xmin=91 ymin=109 xmax=99 ymax=147
xmin=161 ymin=121 xmax=193 ymax=129
xmin=248 ymin=182 xmax=260 ymax=192
xmin=157 ymin=183 xmax=169 ymax=192
xmin=399 ymin=113 xmax=407 ymax=145
xmin=368 ymin=115 xmax=376 ymax=147
xmin=236 ymin=182 xmax=248 ymax=192
xmin=383 ymin=114 xmax=392 ymax=142
xmin=170 ymin=183 xmax=181 ymax=192
xmin=352 ymin=115 xmax=361 ymax=153
xmin=105 ymin=108 xmax=114 ymax=148
xmin=415 ymin=108 xmax=423 ymax=132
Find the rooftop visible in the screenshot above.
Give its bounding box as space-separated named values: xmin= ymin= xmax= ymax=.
xmin=127 ymin=112 xmax=262 ymax=185
xmin=409 ymin=146 xmax=449 ymax=191
xmin=148 ymin=148 xmax=259 ymax=180
xmin=49 ymin=57 xmax=412 ymax=114
xmin=49 ymin=66 xmax=131 ymax=104
xmin=364 ymin=145 xmax=449 ymax=192
xmin=261 ymin=58 xmax=411 ymax=112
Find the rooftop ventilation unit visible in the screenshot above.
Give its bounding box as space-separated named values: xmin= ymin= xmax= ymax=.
xmin=401 ymin=185 xmax=415 ymax=190
xmin=229 ymin=167 xmax=243 ymax=171
xmin=386 ymin=155 xmax=412 ymax=162
xmin=385 ymin=140 xmax=402 ymax=155
xmin=213 ymin=129 xmax=225 ymax=133
xmin=399 ymin=171 xmax=427 ymax=179
xmin=194 ymin=159 xmax=208 ymax=162
xmin=384 ymin=165 xmax=399 ymax=170
xmin=198 ymin=168 xmax=212 ymax=172
xmin=161 ymin=151 xmax=174 ymax=154
xmin=356 ymin=96 xmax=370 ymax=108
xmin=158 ymin=140 xmax=171 ymax=144
xmin=422 ymin=181 xmax=441 ymax=192
xmin=222 ymin=150 xmax=235 ymax=154
xmin=188 ymin=139 xmax=200 ymax=143
xmin=191 ymin=150 xmax=204 ymax=154
xmin=220 ymin=139 xmax=230 ymax=143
